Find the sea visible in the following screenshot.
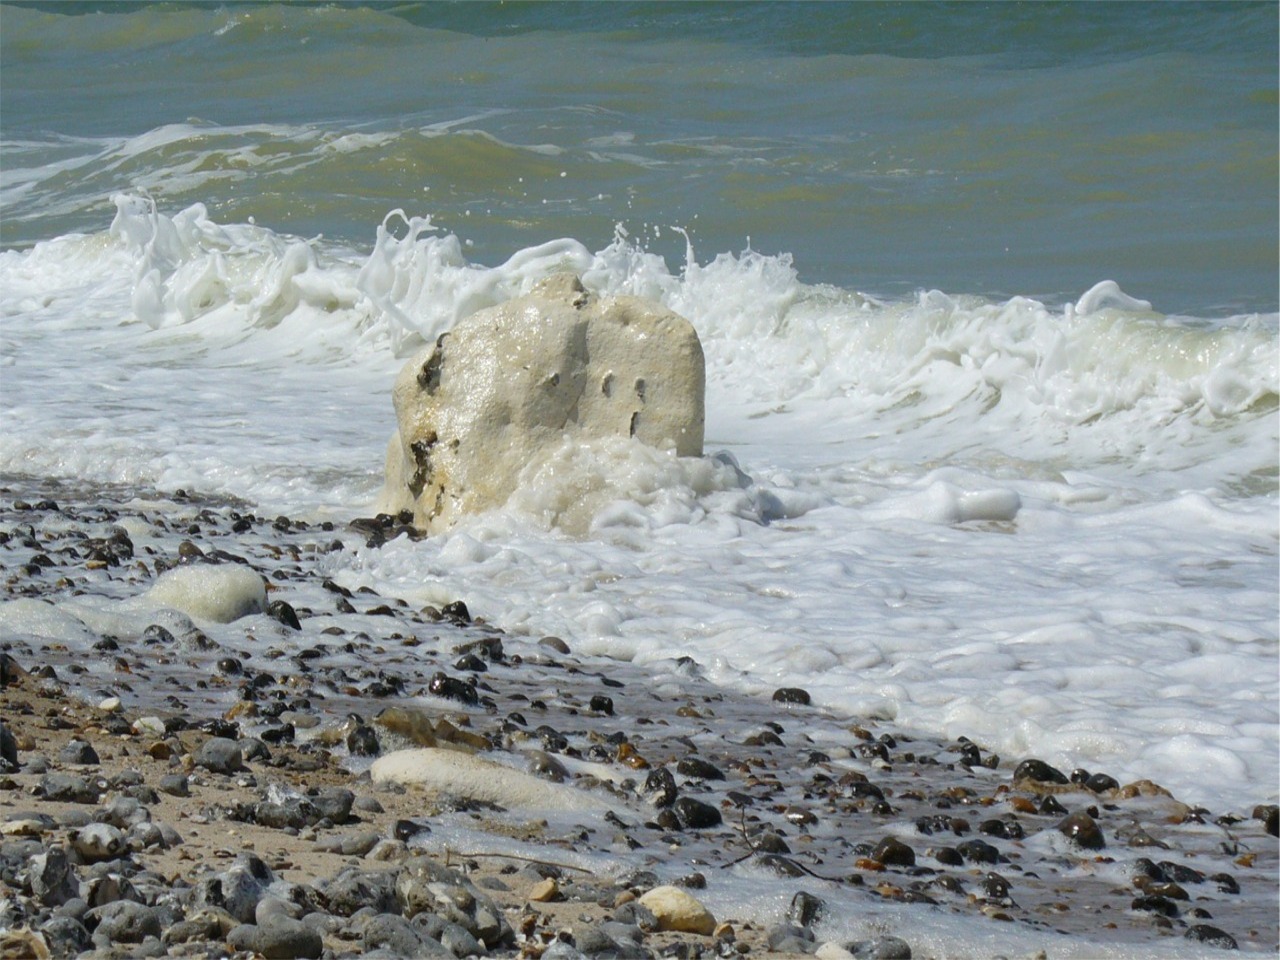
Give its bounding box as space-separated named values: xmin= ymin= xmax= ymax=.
xmin=1 ymin=0 xmax=1277 ymax=919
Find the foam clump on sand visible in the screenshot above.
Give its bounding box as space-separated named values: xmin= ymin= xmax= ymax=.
xmin=379 ymin=273 xmax=705 ymax=533
xmin=370 ymin=747 xmax=617 ymax=813
xmin=133 ymin=563 xmax=266 ymax=623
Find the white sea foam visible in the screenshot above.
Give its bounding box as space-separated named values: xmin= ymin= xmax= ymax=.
xmin=0 ymin=201 xmax=1275 ymax=814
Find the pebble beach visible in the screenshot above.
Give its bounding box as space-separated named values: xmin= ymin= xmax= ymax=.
xmin=2 ymin=5 xmax=1277 ymax=959
xmin=1 ymin=475 xmax=1275 ymax=959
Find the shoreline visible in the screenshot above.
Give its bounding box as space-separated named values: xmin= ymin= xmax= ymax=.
xmin=1 ymin=473 xmax=1276 ymax=959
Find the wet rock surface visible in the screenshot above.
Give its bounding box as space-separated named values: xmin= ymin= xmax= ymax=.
xmin=0 ymin=476 xmax=1276 ymax=958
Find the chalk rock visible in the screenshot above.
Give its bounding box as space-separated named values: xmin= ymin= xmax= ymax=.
xmin=636 ymin=884 xmax=717 ymax=935
xmin=71 ymin=823 xmax=127 ymax=862
xmin=369 ymin=747 xmax=615 ymax=813
xmin=137 ymin=563 xmax=266 ymax=623
xmin=379 ymin=273 xmax=705 ymax=532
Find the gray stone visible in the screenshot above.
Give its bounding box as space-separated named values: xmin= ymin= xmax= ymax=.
xmin=162 ymin=913 xmax=226 ymax=946
xmin=98 ymin=797 xmax=148 ymax=829
xmin=59 ymin=739 xmax=100 ymax=765
xmin=436 ymin=919 xmax=484 ymax=957
xmin=84 ymin=872 xmax=140 ymax=908
xmin=324 ymin=867 xmax=399 ymax=917
xmin=312 ymin=787 xmax=355 ymax=824
xmin=361 ymin=913 xmax=448 ymax=957
xmin=0 ymin=722 xmax=17 ymax=770
xmin=543 ymin=941 xmax=591 ymax=960
xmin=195 ymin=737 xmax=242 ymax=774
xmin=193 ymin=853 xmax=275 ymax=923
xmin=40 ymin=772 xmax=101 ymax=803
xmin=37 ymin=915 xmax=91 ymax=956
xmin=315 ymin=830 xmax=380 ymax=857
xmin=849 ymin=937 xmax=913 ymax=960
xmin=87 ymin=900 xmax=161 ymax=943
xmin=254 ymin=796 xmax=321 ymax=830
xmin=157 ymin=773 xmax=190 ymax=797
xmin=396 ymin=858 xmax=513 ymax=947
xmin=71 ymin=823 xmax=127 ymax=863
xmin=788 ymin=890 xmax=827 ymax=928
xmin=576 ymin=925 xmax=623 ymax=956
xmin=227 ymin=917 xmax=323 ymax=959
xmin=769 ymin=923 xmax=816 ymax=950
xmin=28 ymin=846 xmax=78 ymax=906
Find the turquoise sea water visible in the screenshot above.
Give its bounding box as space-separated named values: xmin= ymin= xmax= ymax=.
xmin=2 ymin=1 xmax=1276 ymax=314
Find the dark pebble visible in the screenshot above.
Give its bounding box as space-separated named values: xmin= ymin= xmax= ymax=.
xmin=1013 ymin=758 xmax=1069 ymax=784
xmin=428 ymin=671 xmax=478 ymax=705
xmin=1131 ymin=895 xmax=1180 ymax=917
xmin=589 ymin=694 xmax=614 ymax=715
xmin=267 ymin=600 xmax=302 ymax=630
xmin=787 ymin=889 xmax=826 ymax=927
xmin=39 ymin=773 xmax=101 ymax=804
xmin=641 ymin=767 xmax=677 ymax=808
xmin=673 ymin=796 xmax=722 ymax=829
xmin=753 ymin=831 xmax=791 ymax=854
xmin=1185 ymin=924 xmax=1239 ymax=950
xmin=1210 ymin=872 xmax=1240 ymax=895
xmin=955 ymin=839 xmax=1001 ymax=864
xmin=58 ymin=740 xmax=99 ymax=765
xmin=195 ymin=737 xmax=243 ymax=775
xmin=929 ymin=846 xmax=963 ymax=867
xmin=849 ymin=936 xmax=913 ymax=959
xmin=1086 ymin=772 xmax=1120 ymax=793
xmin=1038 ymin=794 xmax=1068 ymax=815
xmin=441 ymin=600 xmax=471 ymax=623
xmin=772 ymin=687 xmax=811 ymax=706
xmin=1254 ymin=804 xmax=1279 ymax=837
xmin=347 ymin=724 xmax=380 ymax=757
xmin=1158 ymin=860 xmax=1205 ymax=884
xmin=675 ymin=756 xmax=726 ymax=781
xmin=755 ymin=854 xmax=807 ymax=878
xmin=1057 ymin=811 xmax=1105 ymax=850
xmin=871 ymin=836 xmax=915 ymax=867
xmin=455 ymin=653 xmax=488 ymax=673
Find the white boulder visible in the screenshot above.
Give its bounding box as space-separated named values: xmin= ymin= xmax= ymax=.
xmin=378 ymin=273 xmax=705 ymax=533
xmin=369 ymin=747 xmax=616 ymax=813
xmin=135 ymin=564 xmax=266 ymax=623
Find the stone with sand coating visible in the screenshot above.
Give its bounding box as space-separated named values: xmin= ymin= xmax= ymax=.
xmin=636 ymin=884 xmax=717 ymax=935
xmin=379 ymin=273 xmax=705 ymax=532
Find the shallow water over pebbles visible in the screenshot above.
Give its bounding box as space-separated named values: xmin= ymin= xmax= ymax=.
xmin=1 ymin=477 xmax=1275 ymax=957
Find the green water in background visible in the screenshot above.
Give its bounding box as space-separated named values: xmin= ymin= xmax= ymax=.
xmin=2 ymin=1 xmax=1276 ymax=314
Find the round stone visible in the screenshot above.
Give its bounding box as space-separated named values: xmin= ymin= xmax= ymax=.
xmin=195 ymin=737 xmax=242 ymax=774
xmin=1057 ymin=811 xmax=1105 ymax=850
xmin=772 ymin=687 xmax=811 ymax=706
xmin=673 ymin=796 xmax=722 ymax=830
xmin=1013 ymin=758 xmax=1069 ymax=784
xmin=1184 ymin=924 xmax=1238 ymax=950
xmin=870 ymin=836 xmax=915 ymax=867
